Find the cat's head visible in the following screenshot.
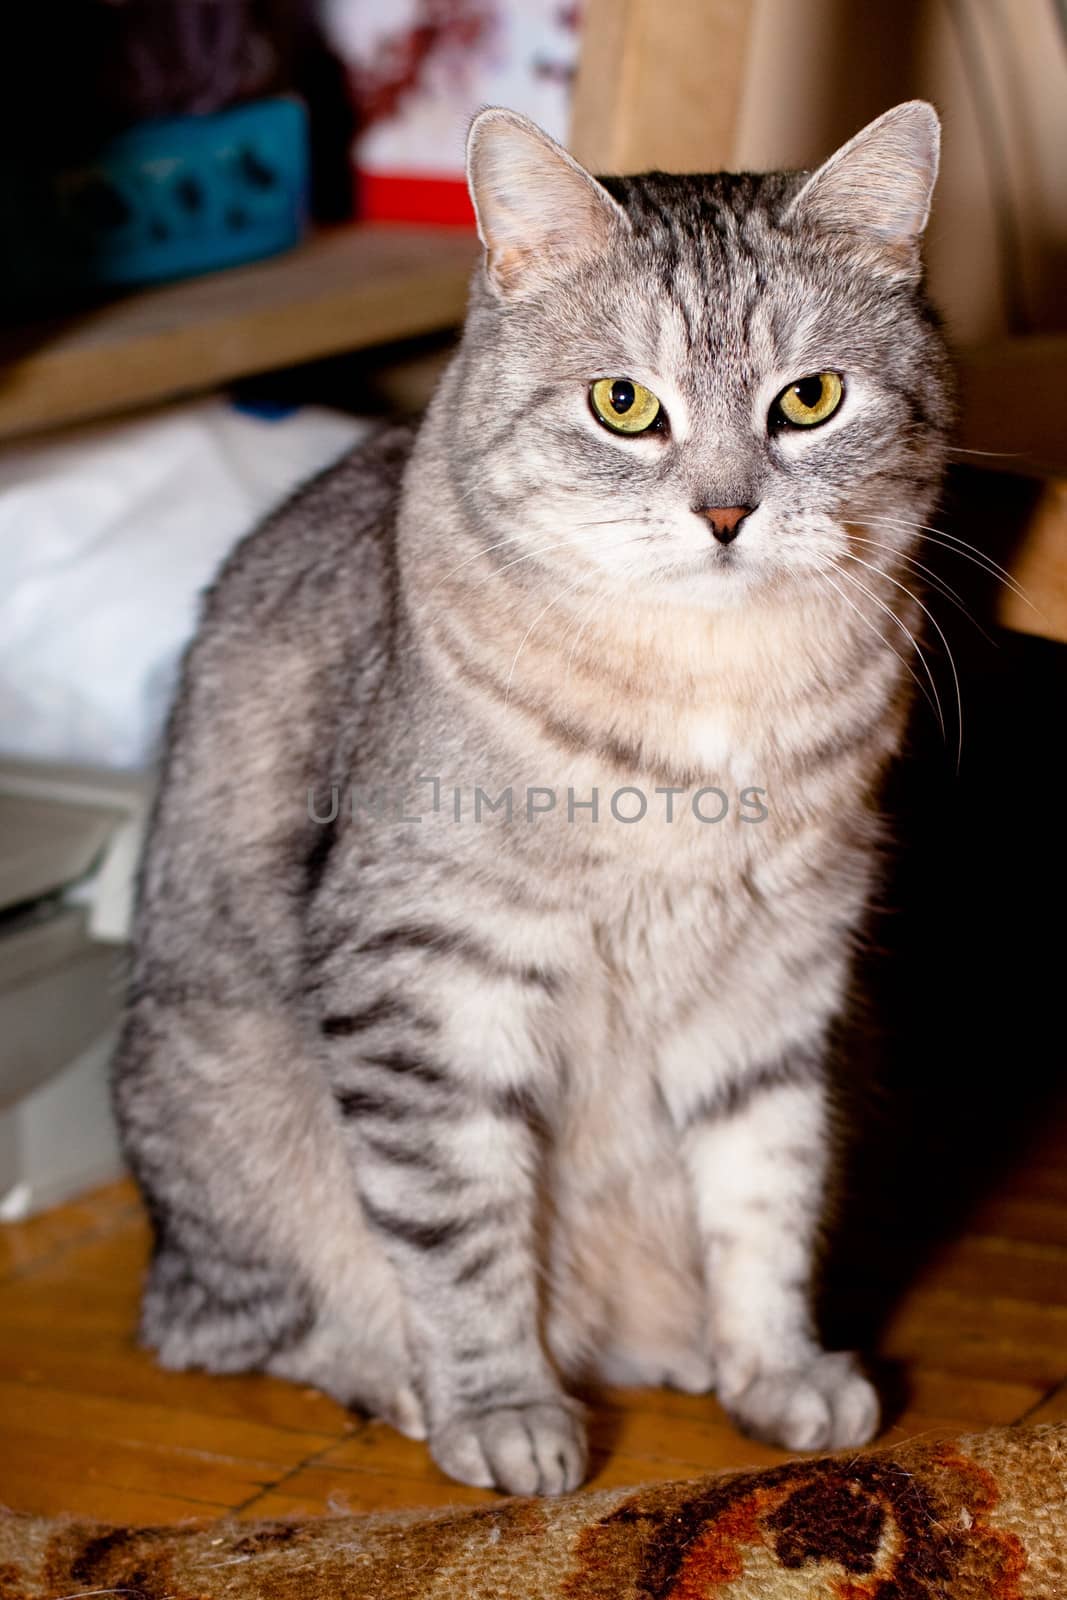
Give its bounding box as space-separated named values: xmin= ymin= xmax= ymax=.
xmin=444 ymin=102 xmax=952 ymax=611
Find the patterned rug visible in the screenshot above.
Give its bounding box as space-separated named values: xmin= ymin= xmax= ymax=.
xmin=1 ymin=1424 xmax=1064 ymax=1598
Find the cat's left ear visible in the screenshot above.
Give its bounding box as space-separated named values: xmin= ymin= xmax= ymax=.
xmin=783 ymin=101 xmax=940 ymax=277
xmin=466 ymin=107 xmax=630 ymax=299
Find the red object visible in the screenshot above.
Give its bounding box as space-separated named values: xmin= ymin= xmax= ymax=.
xmin=355 ymin=170 xmax=476 ymax=227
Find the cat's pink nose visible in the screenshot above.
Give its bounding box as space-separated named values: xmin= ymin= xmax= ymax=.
xmin=695 ymin=505 xmax=754 ymax=545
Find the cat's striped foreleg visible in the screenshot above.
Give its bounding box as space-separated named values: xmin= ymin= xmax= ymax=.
xmin=315 ymin=952 xmax=586 ymax=1494
xmin=677 ymin=1044 xmax=879 ymax=1452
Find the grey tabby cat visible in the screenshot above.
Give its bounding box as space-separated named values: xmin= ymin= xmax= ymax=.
xmin=114 ymin=101 xmax=952 ymax=1495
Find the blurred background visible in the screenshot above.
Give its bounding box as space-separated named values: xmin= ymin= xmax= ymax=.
xmin=0 ymin=0 xmax=1064 ymax=1237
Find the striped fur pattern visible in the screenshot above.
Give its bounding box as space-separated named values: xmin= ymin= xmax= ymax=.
xmin=113 ymin=103 xmax=952 ymax=1494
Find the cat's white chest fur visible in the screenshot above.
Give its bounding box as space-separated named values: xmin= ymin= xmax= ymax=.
xmin=675 ymin=707 xmax=754 ymax=785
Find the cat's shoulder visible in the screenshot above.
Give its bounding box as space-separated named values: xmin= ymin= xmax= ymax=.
xmin=199 ymin=419 xmax=417 ymax=632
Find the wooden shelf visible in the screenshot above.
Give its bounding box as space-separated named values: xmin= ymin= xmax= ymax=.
xmin=0 ymin=224 xmax=479 ymax=443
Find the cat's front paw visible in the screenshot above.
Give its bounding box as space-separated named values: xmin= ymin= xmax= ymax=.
xmin=430 ymin=1399 xmax=588 ymax=1495
xmin=723 ymin=1350 xmax=879 ymax=1452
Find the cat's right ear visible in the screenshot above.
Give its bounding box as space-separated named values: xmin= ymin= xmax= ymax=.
xmin=466 ymin=108 xmax=629 ymax=299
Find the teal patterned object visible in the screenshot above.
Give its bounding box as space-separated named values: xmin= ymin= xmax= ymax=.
xmin=2 ymin=96 xmax=309 ymax=308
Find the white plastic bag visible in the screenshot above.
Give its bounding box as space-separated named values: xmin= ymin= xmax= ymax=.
xmin=0 ymin=397 xmax=365 ymax=770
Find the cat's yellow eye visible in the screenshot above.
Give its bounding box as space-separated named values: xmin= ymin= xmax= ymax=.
xmin=773 ymin=372 xmax=844 ymax=429
xmin=590 ymin=377 xmax=662 ymax=435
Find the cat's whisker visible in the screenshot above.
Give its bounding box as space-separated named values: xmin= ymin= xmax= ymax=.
xmin=860 ymin=514 xmax=1041 ymax=617
xmin=849 ymin=531 xmax=995 ymax=647
xmin=815 ymin=562 xmax=945 ymax=738
xmin=430 ymin=516 xmax=650 ymax=600
xmin=841 ymin=551 xmax=964 ymax=769
xmin=465 ymin=533 xmax=624 ymax=595
xmin=571 ymin=516 xmax=654 ymax=531
xmin=562 ymin=588 xmax=608 ymax=672
xmin=562 ymin=568 xmax=637 ymax=672
xmin=946 ymin=445 xmax=1024 ymax=459
xmin=833 ymin=564 xmax=948 ymax=749
xmin=506 ymin=534 xmax=655 ymax=692
xmin=427 ymin=470 xmax=581 ymax=588
xmin=565 ymin=606 xmax=604 ymax=672
xmin=465 ymin=539 xmax=575 ymax=592
xmin=849 ymin=529 xmax=967 ymax=604
xmin=815 ymin=565 xmax=942 ymax=730
xmin=502 ymin=572 xmax=595 ymax=707
xmin=427 ymin=533 xmax=534 ymax=597
xmin=430 ymin=514 xmax=655 ymax=603
xmin=466 ymin=527 xmax=654 ymax=598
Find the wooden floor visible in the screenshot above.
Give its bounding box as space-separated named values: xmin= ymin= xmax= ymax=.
xmin=1 ymin=1104 xmax=1065 ymax=1525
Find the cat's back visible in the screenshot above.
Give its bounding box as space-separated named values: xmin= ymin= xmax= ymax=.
xmin=134 ymin=422 xmax=414 ymax=964
xmin=199 ymin=420 xmax=413 ymax=643
xmin=166 ymin=419 xmax=414 ymax=762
